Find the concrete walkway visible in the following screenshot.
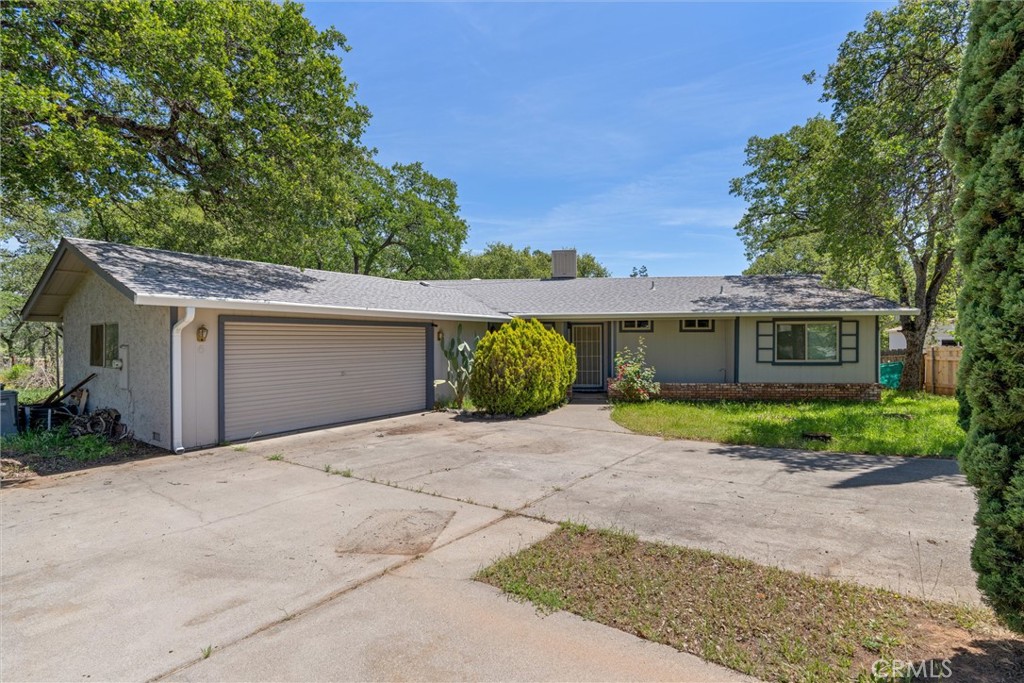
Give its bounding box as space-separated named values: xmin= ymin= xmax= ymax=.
xmin=2 ymin=402 xmax=975 ymax=681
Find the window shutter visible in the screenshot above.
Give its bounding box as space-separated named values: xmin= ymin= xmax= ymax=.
xmin=756 ymin=321 xmax=774 ymax=363
xmin=840 ymin=320 xmax=859 ymax=363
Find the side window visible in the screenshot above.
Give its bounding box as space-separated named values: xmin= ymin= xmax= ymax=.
xmin=89 ymin=323 xmax=120 ymax=368
xmin=90 ymin=325 xmax=104 ymax=367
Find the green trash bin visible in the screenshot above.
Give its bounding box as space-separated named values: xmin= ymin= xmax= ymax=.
xmin=880 ymin=361 xmax=904 ymax=389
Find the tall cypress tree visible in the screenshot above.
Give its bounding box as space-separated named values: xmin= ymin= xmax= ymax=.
xmin=943 ymin=1 xmax=1024 ymax=632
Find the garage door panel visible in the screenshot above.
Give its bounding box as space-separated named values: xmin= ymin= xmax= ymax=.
xmin=222 ymin=321 xmax=427 ymax=441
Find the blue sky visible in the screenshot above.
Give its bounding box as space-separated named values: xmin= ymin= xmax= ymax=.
xmin=303 ymin=1 xmax=892 ymax=277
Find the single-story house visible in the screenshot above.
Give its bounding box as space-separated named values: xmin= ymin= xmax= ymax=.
xmin=22 ymin=239 xmax=917 ymax=452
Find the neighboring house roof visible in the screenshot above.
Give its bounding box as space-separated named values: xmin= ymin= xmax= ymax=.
xmin=425 ymin=275 xmax=912 ymax=318
xmin=22 ymin=238 xmax=918 ymax=322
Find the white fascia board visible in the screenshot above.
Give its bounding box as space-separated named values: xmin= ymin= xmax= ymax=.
xmin=132 ymin=294 xmax=511 ymax=322
xmin=505 ymin=309 xmax=919 ymax=319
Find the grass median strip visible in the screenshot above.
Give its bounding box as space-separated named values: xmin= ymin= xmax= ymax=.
xmin=478 ymin=524 xmax=1023 ymax=682
xmin=611 ymin=391 xmax=963 ymax=457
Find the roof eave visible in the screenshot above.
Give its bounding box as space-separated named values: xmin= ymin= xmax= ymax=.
xmin=21 ymin=238 xmax=139 ymax=322
xmin=501 ymin=308 xmax=919 ymax=319
xmin=132 ymin=294 xmax=511 ymax=322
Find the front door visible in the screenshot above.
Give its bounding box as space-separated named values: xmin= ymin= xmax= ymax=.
xmin=571 ymin=324 xmax=604 ymax=390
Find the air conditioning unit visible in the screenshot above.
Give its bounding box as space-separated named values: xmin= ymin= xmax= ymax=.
xmin=551 ymin=249 xmax=577 ymax=279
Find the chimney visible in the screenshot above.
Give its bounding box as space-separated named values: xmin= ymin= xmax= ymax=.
xmin=551 ymin=249 xmax=577 ymax=279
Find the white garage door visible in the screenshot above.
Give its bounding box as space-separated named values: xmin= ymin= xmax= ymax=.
xmin=222 ymin=320 xmax=427 ymax=442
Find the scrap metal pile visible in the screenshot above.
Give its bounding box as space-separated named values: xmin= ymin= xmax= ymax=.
xmin=68 ymin=408 xmax=130 ymax=440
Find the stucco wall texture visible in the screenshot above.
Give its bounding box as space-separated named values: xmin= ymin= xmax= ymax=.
xmin=62 ymin=273 xmax=170 ymax=448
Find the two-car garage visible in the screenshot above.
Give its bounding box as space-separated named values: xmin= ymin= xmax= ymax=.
xmin=220 ymin=318 xmax=430 ymax=442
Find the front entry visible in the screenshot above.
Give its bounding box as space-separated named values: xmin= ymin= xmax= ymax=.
xmin=571 ymin=324 xmax=604 ymax=390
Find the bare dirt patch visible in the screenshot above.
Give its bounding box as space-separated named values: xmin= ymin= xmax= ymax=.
xmin=337 ymin=509 xmax=455 ymax=555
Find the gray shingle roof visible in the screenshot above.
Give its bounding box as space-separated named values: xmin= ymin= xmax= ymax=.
xmin=426 ymin=275 xmax=910 ymax=317
xmin=61 ymin=238 xmax=504 ymax=320
xmin=23 ymin=238 xmax=914 ymax=322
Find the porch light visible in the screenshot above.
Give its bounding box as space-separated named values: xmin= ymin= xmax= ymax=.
xmin=196 ymin=325 xmax=208 ymax=343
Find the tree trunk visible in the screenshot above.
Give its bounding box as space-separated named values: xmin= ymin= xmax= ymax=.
xmin=898 ymin=318 xmax=928 ymax=391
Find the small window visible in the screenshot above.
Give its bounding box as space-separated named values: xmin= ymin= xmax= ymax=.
xmin=89 ymin=323 xmax=119 ymax=368
xmin=680 ymin=318 xmax=715 ymax=332
xmin=618 ymin=320 xmax=653 ymax=333
xmin=775 ymin=321 xmax=838 ymax=362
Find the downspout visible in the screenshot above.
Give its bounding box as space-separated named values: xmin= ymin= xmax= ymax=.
xmin=171 ymin=306 xmax=196 ymax=454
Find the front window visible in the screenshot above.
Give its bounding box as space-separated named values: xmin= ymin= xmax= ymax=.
xmin=680 ymin=318 xmax=714 ymax=332
xmin=776 ymin=321 xmax=838 ymax=362
xmin=619 ymin=320 xmax=653 ymax=333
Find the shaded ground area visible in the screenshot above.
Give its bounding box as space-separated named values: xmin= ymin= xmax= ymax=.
xmin=481 ymin=525 xmax=1024 ymax=683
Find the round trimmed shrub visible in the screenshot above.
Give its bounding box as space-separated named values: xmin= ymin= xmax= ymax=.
xmin=469 ymin=318 xmax=577 ymax=416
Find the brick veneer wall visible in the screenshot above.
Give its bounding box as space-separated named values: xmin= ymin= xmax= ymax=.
xmin=608 ymin=381 xmax=882 ymax=402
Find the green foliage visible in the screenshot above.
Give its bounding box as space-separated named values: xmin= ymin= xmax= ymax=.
xmin=2 ymin=0 xmax=366 ymax=257
xmin=610 ymin=337 xmax=660 ymax=402
xmin=1 ymin=0 xmax=469 ymax=284
xmin=460 ymin=242 xmax=610 ymax=279
xmin=730 ymin=0 xmax=968 ymax=390
xmin=943 ymin=0 xmax=1024 ymax=634
xmin=1 ymin=364 xmax=32 ymax=385
xmin=612 ymin=391 xmax=964 ymax=458
xmin=9 ymin=387 xmax=56 ymax=405
xmin=469 ymin=318 xmax=576 ymax=416
xmin=329 ymin=160 xmax=468 ymax=279
xmin=0 ymin=206 xmax=66 ymax=364
xmin=629 ymin=265 xmax=648 ymax=278
xmin=437 ymin=324 xmax=477 ymax=409
xmin=5 ymin=427 xmax=113 ymax=463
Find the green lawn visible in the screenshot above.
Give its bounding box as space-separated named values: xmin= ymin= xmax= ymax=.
xmin=611 ymin=391 xmax=963 ymax=457
xmin=479 ymin=524 xmax=1021 ymax=683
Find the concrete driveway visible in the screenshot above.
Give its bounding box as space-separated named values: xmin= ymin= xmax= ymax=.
xmin=1 ymin=403 xmax=975 ymax=681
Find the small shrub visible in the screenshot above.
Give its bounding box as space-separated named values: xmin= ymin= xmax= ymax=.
xmin=1 ymin=363 xmax=32 ymax=385
xmin=469 ymin=318 xmax=576 ymax=416
xmin=610 ymin=337 xmax=660 ymax=401
xmin=0 ymin=364 xmax=57 ymax=389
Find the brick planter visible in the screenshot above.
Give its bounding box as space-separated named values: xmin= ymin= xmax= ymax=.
xmin=608 ymin=381 xmax=882 ymax=402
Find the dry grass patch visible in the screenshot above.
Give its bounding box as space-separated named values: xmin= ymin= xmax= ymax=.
xmin=478 ymin=524 xmax=1024 ymax=682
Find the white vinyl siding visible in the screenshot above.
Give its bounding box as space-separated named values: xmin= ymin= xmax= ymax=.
xmin=222 ymin=320 xmax=426 ymax=442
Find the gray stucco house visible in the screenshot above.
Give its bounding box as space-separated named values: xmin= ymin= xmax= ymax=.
xmin=22 ymin=239 xmax=916 ymax=452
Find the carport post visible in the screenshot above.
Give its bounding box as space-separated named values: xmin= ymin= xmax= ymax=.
xmin=171 ymin=306 xmax=196 ymax=453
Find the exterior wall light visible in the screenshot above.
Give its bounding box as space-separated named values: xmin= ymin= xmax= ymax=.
xmin=196 ymin=324 xmax=209 ymax=343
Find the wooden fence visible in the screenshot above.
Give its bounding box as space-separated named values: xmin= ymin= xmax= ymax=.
xmin=923 ymin=345 xmax=961 ymax=396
